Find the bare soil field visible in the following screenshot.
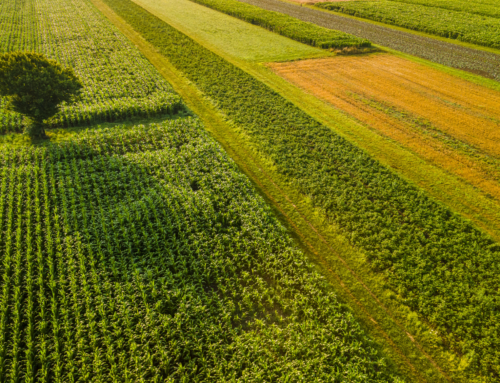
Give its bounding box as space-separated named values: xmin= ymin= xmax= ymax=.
xmin=269 ymin=53 xmax=500 ymax=200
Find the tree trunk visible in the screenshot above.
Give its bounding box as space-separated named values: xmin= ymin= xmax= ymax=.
xmin=28 ymin=121 xmax=48 ymax=139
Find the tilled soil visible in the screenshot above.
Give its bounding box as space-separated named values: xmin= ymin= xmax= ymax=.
xmin=238 ymin=0 xmax=500 ymax=81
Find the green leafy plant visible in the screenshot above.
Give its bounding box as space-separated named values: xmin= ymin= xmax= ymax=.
xmin=0 ymin=52 xmax=82 ymax=137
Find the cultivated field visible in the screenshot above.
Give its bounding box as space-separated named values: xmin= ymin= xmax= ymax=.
xmin=0 ymin=0 xmax=406 ymax=381
xmin=2 ymin=0 xmax=500 ymax=381
xmin=317 ymin=0 xmax=500 ymax=48
xmin=100 ymin=0 xmax=500 ymax=379
xmin=269 ymin=54 xmax=500 ymax=202
xmin=0 ymin=117 xmax=400 ymax=381
xmin=0 ymin=0 xmax=182 ymax=133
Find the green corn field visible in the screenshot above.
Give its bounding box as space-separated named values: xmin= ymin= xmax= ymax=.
xmin=0 ymin=0 xmax=183 ymax=133
xmin=0 ymin=119 xmax=399 ymax=381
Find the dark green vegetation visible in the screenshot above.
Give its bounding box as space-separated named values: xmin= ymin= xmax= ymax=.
xmin=102 ymin=0 xmax=500 ymax=379
xmin=317 ymin=1 xmax=500 ymax=49
xmin=188 ymin=0 xmax=370 ymax=48
xmin=0 ymin=52 xmax=83 ymax=137
xmin=0 ymin=0 xmax=182 ymax=134
xmin=0 ymin=118 xmax=401 ymax=382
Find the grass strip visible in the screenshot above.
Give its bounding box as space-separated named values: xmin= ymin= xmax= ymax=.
xmin=188 ymin=0 xmax=371 ymax=49
xmin=101 ymin=0 xmax=500 ymax=379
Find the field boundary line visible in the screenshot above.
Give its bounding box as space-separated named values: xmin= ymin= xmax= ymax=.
xmin=90 ymin=0 xmax=452 ymax=381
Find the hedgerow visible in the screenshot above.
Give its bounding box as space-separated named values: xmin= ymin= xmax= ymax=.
xmin=317 ymin=1 xmax=500 ymax=49
xmin=102 ymin=0 xmax=500 ymax=378
xmin=0 ymin=119 xmax=398 ymax=381
xmin=188 ymin=0 xmax=370 ymax=48
xmin=0 ymin=0 xmax=182 ymax=133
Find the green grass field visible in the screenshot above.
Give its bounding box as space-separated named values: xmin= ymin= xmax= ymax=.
xmin=132 ymin=0 xmax=330 ymax=62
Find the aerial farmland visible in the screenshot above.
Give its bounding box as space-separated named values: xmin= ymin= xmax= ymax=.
xmin=0 ymin=0 xmax=499 ymax=381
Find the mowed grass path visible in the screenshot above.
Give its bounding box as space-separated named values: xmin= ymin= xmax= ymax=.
xmin=132 ymin=0 xmax=330 ymax=62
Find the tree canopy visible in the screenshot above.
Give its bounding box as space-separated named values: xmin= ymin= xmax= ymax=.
xmin=0 ymin=51 xmax=82 ymax=137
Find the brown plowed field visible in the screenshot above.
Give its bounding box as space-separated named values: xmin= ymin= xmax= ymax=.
xmin=268 ymin=54 xmax=500 ymax=201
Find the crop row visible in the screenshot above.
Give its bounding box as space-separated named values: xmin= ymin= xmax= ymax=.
xmin=389 ymin=0 xmax=500 ymax=19
xmin=0 ymin=0 xmax=183 ymax=134
xmin=188 ymin=0 xmax=370 ymax=48
xmin=317 ymin=1 xmax=500 ymax=49
xmin=102 ymin=0 xmax=500 ymax=378
xmin=0 ymin=119 xmax=397 ymax=381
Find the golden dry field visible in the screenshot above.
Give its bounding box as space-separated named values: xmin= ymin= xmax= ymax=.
xmin=269 ymin=53 xmax=500 ymax=201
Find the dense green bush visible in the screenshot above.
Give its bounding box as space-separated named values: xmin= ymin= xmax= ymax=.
xmin=103 ymin=0 xmax=500 ymax=378
xmin=317 ymin=1 xmax=500 ymax=48
xmin=190 ymin=0 xmax=371 ymax=48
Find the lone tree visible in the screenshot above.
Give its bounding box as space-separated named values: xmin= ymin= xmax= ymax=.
xmin=0 ymin=52 xmax=82 ymax=138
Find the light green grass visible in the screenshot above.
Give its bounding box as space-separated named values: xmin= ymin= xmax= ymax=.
xmin=132 ymin=0 xmax=331 ymax=62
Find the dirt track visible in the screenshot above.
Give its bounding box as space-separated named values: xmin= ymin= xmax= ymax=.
xmin=269 ymin=54 xmax=500 ymax=200
xmin=238 ymin=0 xmax=500 ymax=81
